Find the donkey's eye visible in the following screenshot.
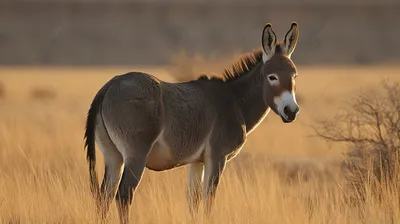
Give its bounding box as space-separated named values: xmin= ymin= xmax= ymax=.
xmin=268 ymin=75 xmax=278 ymax=81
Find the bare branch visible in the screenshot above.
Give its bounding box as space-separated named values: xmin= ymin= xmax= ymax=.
xmin=313 ymin=79 xmax=400 ymax=194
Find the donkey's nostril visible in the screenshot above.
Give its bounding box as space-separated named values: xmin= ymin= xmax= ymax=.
xmin=283 ymin=106 xmax=290 ymax=116
xmin=294 ymin=107 xmax=300 ymax=114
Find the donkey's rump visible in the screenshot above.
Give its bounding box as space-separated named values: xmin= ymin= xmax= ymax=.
xmin=100 ymin=72 xmax=164 ymax=158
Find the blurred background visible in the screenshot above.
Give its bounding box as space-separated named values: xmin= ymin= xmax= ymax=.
xmin=1 ymin=0 xmax=399 ymax=67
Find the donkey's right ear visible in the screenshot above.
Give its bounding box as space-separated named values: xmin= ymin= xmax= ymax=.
xmin=262 ymin=23 xmax=277 ymax=62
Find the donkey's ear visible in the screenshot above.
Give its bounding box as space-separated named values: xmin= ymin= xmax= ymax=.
xmin=262 ymin=23 xmax=277 ymax=62
xmin=281 ymin=22 xmax=299 ymax=58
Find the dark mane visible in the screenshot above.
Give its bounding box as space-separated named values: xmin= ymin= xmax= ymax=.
xmin=196 ymin=48 xmax=266 ymax=83
xmin=222 ymin=49 xmax=263 ymax=82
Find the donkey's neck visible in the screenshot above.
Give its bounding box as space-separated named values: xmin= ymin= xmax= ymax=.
xmin=227 ymin=63 xmax=270 ymax=134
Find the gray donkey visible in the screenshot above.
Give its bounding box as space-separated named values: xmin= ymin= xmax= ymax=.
xmin=84 ymin=22 xmax=300 ymax=223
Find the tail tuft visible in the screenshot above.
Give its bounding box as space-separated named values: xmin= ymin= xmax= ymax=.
xmin=84 ymin=79 xmax=115 ymax=200
xmin=84 ymin=98 xmax=100 ymax=199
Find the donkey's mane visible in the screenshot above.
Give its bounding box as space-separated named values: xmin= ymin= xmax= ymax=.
xmin=197 ymin=49 xmax=263 ymax=83
xmin=197 ymin=44 xmax=283 ymax=83
xmin=222 ymin=49 xmax=263 ymax=82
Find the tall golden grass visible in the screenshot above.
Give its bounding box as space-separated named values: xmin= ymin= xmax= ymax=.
xmin=0 ymin=66 xmax=400 ymax=223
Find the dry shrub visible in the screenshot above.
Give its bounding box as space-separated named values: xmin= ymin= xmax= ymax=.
xmin=167 ymin=50 xmax=199 ymax=82
xmin=167 ymin=49 xmax=242 ymax=82
xmin=314 ymin=80 xmax=400 ymax=201
xmin=30 ymin=87 xmax=57 ymax=101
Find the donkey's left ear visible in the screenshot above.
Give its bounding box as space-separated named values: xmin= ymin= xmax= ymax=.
xmin=281 ymin=22 xmax=299 ymax=58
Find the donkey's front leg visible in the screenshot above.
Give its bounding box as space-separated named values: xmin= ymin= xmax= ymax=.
xmin=203 ymin=155 xmax=227 ymax=216
xmin=186 ymin=163 xmax=204 ymax=218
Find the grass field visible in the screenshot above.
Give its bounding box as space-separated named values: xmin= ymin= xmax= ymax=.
xmin=1 ymin=65 xmax=400 ymax=223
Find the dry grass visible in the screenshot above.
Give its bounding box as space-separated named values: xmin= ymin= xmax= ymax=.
xmin=1 ymin=65 xmax=400 ymax=223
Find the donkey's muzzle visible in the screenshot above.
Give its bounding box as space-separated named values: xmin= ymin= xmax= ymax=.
xmin=283 ymin=106 xmax=299 ymax=122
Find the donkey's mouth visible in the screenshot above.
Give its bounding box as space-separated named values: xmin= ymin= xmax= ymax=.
xmin=280 ymin=115 xmax=295 ymax=123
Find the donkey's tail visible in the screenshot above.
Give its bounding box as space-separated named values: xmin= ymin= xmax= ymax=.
xmin=84 ymin=78 xmax=115 ymax=199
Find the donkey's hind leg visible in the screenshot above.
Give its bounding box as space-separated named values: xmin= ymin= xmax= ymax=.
xmin=95 ymin=117 xmax=124 ymax=220
xmin=99 ymin=149 xmax=123 ymax=219
xmin=115 ymin=139 xmax=154 ymax=224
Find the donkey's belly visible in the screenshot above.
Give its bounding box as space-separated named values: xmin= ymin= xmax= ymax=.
xmin=146 ymin=141 xmax=176 ymax=171
xmin=146 ymin=139 xmax=205 ymax=172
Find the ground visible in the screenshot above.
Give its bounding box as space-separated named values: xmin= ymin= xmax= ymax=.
xmin=0 ymin=65 xmax=399 ymax=223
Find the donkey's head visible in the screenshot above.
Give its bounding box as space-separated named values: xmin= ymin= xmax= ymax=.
xmin=260 ymin=22 xmax=300 ymax=123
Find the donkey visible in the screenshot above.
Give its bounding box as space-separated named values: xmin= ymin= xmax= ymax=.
xmin=84 ymin=22 xmax=300 ymax=223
